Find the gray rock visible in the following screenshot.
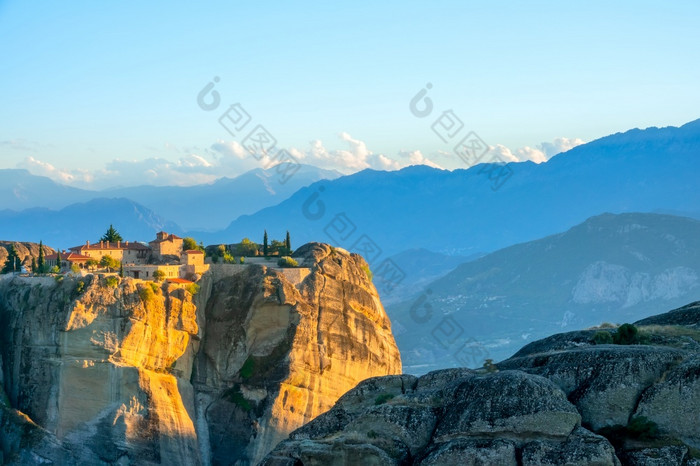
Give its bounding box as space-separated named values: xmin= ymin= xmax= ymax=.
xmin=619 ymin=445 xmax=689 ymax=465
xmin=499 ymin=346 xmax=686 ymax=429
xmin=434 ymin=370 xmax=581 ymax=441
xmin=634 ymin=353 xmax=700 ymax=448
xmin=521 ymin=426 xmax=620 ymax=466
xmin=417 ymin=438 xmax=517 ymax=466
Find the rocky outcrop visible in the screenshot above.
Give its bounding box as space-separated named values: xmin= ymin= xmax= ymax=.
xmin=264 ymin=301 xmax=700 ymax=465
xmin=0 ymin=242 xmax=401 ymax=464
xmin=262 ymin=369 xmax=618 ymax=465
xmin=0 ymin=241 xmax=54 ymax=270
xmin=193 ymin=243 xmax=401 ymax=465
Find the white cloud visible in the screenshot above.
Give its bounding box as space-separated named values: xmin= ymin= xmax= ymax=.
xmin=16 ymin=134 xmax=584 ymax=188
xmin=399 ymin=150 xmax=442 ymax=169
xmin=540 ymin=137 xmax=585 ymax=158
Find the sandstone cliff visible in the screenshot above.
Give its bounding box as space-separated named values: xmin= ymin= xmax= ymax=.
xmin=0 ymin=242 xmax=401 ymax=465
xmin=264 ymin=301 xmax=700 ymax=465
xmin=0 ymin=241 xmax=55 ymax=271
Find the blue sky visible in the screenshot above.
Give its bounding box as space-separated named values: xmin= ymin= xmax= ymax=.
xmin=1 ymin=1 xmax=699 ymax=187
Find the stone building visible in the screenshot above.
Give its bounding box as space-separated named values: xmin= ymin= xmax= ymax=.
xmin=69 ymin=240 xmax=150 ymax=264
xmin=149 ymin=232 xmax=183 ymax=260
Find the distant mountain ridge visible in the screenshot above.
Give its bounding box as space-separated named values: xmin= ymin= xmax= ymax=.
xmin=386 ymin=212 xmax=700 ymax=373
xmin=0 ymin=198 xmax=182 ymax=249
xmin=0 ymin=165 xmax=341 ymax=231
xmin=203 ymin=119 xmax=700 ymax=260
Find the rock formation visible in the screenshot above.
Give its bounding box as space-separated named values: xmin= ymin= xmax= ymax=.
xmin=0 ymin=241 xmax=54 ymax=271
xmin=0 ymin=242 xmax=401 ymax=465
xmin=264 ymin=301 xmax=700 ymax=465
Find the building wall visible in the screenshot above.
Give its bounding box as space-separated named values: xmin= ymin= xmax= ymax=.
xmin=123 ymin=264 xmax=181 ymax=280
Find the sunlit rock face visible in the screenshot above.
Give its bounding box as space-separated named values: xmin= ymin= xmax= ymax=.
xmin=0 ymin=242 xmax=401 ymax=465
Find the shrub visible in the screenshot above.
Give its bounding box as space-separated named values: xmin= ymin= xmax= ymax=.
xmin=374 ymin=393 xmax=395 ymax=405
xmin=149 ymin=282 xmax=160 ymax=294
xmin=239 ymin=357 xmax=255 ymax=380
xmin=100 ymin=255 xmax=120 ymax=271
xmin=223 ymin=385 xmax=252 ymax=411
xmin=483 ymin=359 xmax=498 ymax=372
xmin=75 ymin=280 xmax=85 ymax=294
xmin=139 ymin=285 xmax=155 ymax=303
xmin=104 ymin=276 xmax=119 ymax=288
xmin=367 ymin=430 xmax=378 ymax=439
xmin=361 ymin=264 xmax=373 ymax=281
xmin=222 ymin=252 xmax=235 ymax=264
xmin=277 ymin=256 xmax=298 ymax=268
xmin=70 ymin=263 xmax=81 ymax=273
xmin=152 ymin=270 xmax=166 ymax=282
xmin=50 ymin=265 xmax=60 ymax=274
xmin=592 ymin=331 xmax=614 ymax=345
xmin=185 ymin=283 xmax=200 ymax=295
xmin=239 ymin=256 xmax=245 ymax=264
xmin=613 ymin=323 xmax=640 ymax=345
xmin=627 ymin=416 xmax=659 ymax=440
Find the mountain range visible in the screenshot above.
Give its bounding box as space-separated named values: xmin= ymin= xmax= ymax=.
xmin=386 ymin=212 xmax=700 ymax=373
xmin=203 ymin=119 xmax=700 ymax=261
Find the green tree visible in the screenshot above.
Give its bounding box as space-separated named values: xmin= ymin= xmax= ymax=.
xmin=56 ymin=251 xmax=62 ymax=271
xmin=31 ymin=257 xmax=37 ymax=273
xmin=285 ymin=231 xmax=291 ymax=253
xmin=100 ymin=224 xmax=123 ymax=243
xmin=263 ymin=230 xmax=269 ymax=257
xmin=183 ymin=237 xmax=204 ymax=252
xmin=100 ymin=255 xmax=121 ymax=271
xmin=1 ymin=244 xmax=21 ymax=274
xmin=37 ymin=240 xmax=46 ymax=273
xmin=152 ymin=270 xmax=166 ymax=282
xmin=119 ymin=261 xmax=124 ymax=278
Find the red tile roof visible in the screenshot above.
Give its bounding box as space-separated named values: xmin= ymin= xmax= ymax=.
xmin=149 ymin=234 xmax=183 ymax=244
xmin=184 ymin=249 xmax=204 ymax=254
xmin=166 ymin=278 xmax=193 ymax=284
xmin=46 ymin=252 xmax=91 ymax=261
xmin=69 ymin=242 xmax=149 ymax=252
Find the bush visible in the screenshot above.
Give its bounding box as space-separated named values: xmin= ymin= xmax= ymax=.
xmin=149 ymin=282 xmax=160 ymax=293
xmin=483 ymin=359 xmax=498 ymax=372
xmin=104 ymin=276 xmax=119 ymax=288
xmin=592 ymin=331 xmax=614 ymax=345
xmin=627 ymin=416 xmax=659 ymax=440
xmin=239 ymin=357 xmax=255 ymax=380
xmin=50 ymin=265 xmax=60 ymax=274
xmin=222 ymin=252 xmax=236 ymax=264
xmin=239 ymin=256 xmax=245 ymax=264
xmin=277 ymin=256 xmax=298 ymax=268
xmin=223 ymin=385 xmax=252 ymax=411
xmin=152 ymin=270 xmax=166 ymax=282
xmin=75 ymin=280 xmax=85 ymax=294
xmin=70 ymin=264 xmax=81 ymax=273
xmin=367 ymin=430 xmax=378 ymax=439
xmin=374 ymin=393 xmax=395 ymax=405
xmin=613 ymin=323 xmax=640 ymax=345
xmin=185 ymin=283 xmax=200 ymax=295
xmin=361 ymin=264 xmax=373 ymax=281
xmin=139 ymin=285 xmax=155 ymax=303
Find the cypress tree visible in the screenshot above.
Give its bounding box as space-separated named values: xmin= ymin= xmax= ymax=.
xmin=38 ymin=241 xmax=45 ymax=273
xmin=31 ymin=257 xmax=37 ymax=273
xmin=285 ymin=231 xmax=291 ymax=254
xmin=56 ymin=251 xmax=62 ymax=271
xmin=2 ymin=244 xmax=21 ymax=274
xmin=263 ymin=230 xmax=269 ymax=257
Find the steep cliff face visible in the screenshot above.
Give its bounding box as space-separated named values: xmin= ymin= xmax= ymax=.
xmin=0 ymin=242 xmax=401 ymax=465
xmin=193 ymin=243 xmax=401 ymax=465
xmin=0 ymin=274 xmax=200 ymax=464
